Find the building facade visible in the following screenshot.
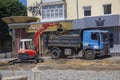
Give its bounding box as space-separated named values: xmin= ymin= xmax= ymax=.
xmin=27 ymin=0 xmax=120 ymax=21
xmin=26 ymin=0 xmax=120 ymax=52
xmin=6 ymin=0 xmax=120 ymax=53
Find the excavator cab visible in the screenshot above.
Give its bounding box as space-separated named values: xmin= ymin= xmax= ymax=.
xmin=19 ymin=39 xmax=34 ymax=50
xmin=18 ymin=39 xmax=38 ymax=61
xmin=8 ymin=38 xmax=44 ymax=64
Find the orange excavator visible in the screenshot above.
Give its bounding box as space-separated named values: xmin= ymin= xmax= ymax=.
xmin=9 ymin=23 xmax=57 ymax=64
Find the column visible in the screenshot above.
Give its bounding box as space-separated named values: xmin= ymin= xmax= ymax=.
xmin=12 ymin=29 xmax=15 ymax=53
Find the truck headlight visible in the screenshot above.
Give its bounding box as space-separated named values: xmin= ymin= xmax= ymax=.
xmin=94 ymin=45 xmax=99 ymax=49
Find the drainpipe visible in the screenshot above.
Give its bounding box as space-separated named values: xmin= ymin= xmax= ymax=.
xmin=76 ymin=0 xmax=79 ymax=19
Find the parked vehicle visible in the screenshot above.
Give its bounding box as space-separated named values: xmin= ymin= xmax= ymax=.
xmin=44 ymin=29 xmax=110 ymax=60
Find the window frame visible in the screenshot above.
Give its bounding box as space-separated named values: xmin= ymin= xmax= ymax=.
xmin=103 ymin=4 xmax=112 ymax=15
xmin=41 ymin=4 xmax=65 ymax=22
xmin=83 ymin=6 xmax=91 ymax=17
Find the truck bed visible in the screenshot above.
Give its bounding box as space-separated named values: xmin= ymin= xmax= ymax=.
xmin=44 ymin=35 xmax=81 ymax=47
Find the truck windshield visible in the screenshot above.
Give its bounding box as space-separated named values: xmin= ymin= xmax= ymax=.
xmin=101 ymin=32 xmax=109 ymax=42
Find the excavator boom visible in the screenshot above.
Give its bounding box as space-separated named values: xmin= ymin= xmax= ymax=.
xmin=33 ymin=23 xmax=57 ymax=53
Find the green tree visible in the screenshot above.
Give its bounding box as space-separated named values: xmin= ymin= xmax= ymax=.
xmin=0 ymin=0 xmax=27 ymax=52
xmin=0 ymin=0 xmax=27 ymax=18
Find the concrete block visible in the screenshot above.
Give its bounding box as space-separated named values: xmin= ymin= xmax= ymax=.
xmin=2 ymin=76 xmax=27 ymax=80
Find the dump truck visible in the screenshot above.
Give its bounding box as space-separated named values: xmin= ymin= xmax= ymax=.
xmin=44 ymin=29 xmax=110 ymax=60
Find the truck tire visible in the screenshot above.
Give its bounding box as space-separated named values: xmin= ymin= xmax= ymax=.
xmin=84 ymin=50 xmax=95 ymax=60
xmin=51 ymin=49 xmax=61 ymax=59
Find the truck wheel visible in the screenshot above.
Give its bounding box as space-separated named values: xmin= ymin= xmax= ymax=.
xmin=51 ymin=49 xmax=61 ymax=59
xmin=84 ymin=50 xmax=95 ymax=60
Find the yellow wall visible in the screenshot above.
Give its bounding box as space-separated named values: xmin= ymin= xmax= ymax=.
xmin=77 ymin=0 xmax=120 ymax=18
xmin=65 ymin=0 xmax=77 ymax=19
xmin=27 ymin=0 xmax=120 ymax=20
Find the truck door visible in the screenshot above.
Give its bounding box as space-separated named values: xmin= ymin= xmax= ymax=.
xmin=91 ymin=32 xmax=100 ymax=49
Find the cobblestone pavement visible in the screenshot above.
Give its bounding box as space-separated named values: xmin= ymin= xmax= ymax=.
xmin=40 ymin=70 xmax=120 ymax=80
xmin=0 ymin=70 xmax=120 ymax=80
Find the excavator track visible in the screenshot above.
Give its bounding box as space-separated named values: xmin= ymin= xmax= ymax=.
xmin=8 ymin=58 xmax=44 ymax=65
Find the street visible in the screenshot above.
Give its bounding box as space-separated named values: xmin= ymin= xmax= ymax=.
xmin=0 ymin=56 xmax=120 ymax=70
xmin=0 ymin=56 xmax=120 ymax=80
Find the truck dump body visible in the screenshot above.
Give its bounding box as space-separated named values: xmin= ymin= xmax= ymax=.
xmin=44 ymin=35 xmax=81 ymax=47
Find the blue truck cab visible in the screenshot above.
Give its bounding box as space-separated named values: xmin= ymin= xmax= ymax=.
xmin=82 ymin=30 xmax=110 ymax=59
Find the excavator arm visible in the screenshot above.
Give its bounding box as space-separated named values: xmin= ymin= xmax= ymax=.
xmin=33 ymin=23 xmax=57 ymax=54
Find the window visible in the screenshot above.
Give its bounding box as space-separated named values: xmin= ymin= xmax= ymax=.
xmin=83 ymin=6 xmax=91 ymax=16
xmin=91 ymin=32 xmax=99 ymax=40
xmin=24 ymin=41 xmax=34 ymax=49
xmin=41 ymin=4 xmax=64 ymax=21
xmin=103 ymin=4 xmax=111 ymax=14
